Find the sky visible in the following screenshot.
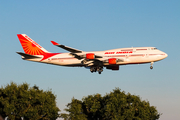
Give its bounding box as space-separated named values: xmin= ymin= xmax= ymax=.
xmin=0 ymin=0 xmax=180 ymax=119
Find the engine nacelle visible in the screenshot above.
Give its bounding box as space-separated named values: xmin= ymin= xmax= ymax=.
xmin=108 ymin=58 xmax=117 ymax=64
xmin=86 ymin=53 xmax=95 ymax=59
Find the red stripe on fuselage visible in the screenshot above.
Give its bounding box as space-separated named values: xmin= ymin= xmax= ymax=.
xmin=41 ymin=53 xmax=60 ymax=61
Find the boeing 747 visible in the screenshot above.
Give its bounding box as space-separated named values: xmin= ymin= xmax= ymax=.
xmin=17 ymin=34 xmax=168 ymax=74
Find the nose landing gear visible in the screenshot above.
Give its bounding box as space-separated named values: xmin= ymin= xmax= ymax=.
xmin=150 ymin=62 xmax=154 ymax=69
xmin=150 ymin=66 xmax=153 ymax=69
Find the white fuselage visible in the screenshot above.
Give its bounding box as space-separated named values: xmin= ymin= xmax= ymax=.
xmin=24 ymin=47 xmax=168 ymax=67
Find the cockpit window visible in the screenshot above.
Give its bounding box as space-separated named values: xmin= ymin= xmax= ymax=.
xmin=151 ymin=48 xmax=157 ymax=50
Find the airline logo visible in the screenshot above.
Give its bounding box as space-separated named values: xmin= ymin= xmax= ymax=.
xmin=24 ymin=35 xmax=42 ymax=49
xmin=105 ymin=51 xmax=133 ymax=54
xmin=17 ymin=34 xmax=46 ymax=55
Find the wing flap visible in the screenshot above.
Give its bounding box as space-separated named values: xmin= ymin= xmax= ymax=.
xmin=69 ymin=53 xmax=83 ymax=60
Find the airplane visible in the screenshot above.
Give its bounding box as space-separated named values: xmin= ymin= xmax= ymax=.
xmin=16 ymin=34 xmax=168 ymax=74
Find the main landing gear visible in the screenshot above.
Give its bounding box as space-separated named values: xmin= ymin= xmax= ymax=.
xmin=90 ymin=66 xmax=103 ymax=74
xmin=150 ymin=62 xmax=154 ymax=69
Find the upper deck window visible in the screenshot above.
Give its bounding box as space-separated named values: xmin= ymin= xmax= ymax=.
xmin=121 ymin=49 xmax=133 ymax=51
xmin=136 ymin=49 xmax=147 ymax=51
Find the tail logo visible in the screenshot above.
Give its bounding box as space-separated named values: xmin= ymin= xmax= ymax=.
xmin=17 ymin=34 xmax=46 ymax=55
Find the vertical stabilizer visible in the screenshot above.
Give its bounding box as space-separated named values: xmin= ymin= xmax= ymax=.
xmin=17 ymin=34 xmax=49 ymax=55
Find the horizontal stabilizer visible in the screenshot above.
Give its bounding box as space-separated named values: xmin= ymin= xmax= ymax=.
xmin=16 ymin=52 xmax=41 ymax=59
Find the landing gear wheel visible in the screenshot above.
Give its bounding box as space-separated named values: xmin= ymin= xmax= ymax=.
xmin=90 ymin=67 xmax=94 ymax=73
xmin=94 ymin=68 xmax=97 ymax=72
xmin=97 ymin=66 xmax=103 ymax=74
xmin=150 ymin=66 xmax=153 ymax=69
xmin=90 ymin=66 xmax=103 ymax=74
xmin=150 ymin=62 xmax=154 ymax=70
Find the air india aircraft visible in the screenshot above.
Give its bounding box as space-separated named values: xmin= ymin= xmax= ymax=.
xmin=17 ymin=34 xmax=168 ymax=74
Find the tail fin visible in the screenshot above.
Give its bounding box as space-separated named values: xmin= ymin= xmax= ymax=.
xmin=17 ymin=34 xmax=49 ymax=55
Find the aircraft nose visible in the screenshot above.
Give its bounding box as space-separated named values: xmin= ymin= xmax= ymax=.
xmin=165 ymin=53 xmax=168 ymax=58
xmin=163 ymin=52 xmax=168 ymax=58
xmin=165 ymin=53 xmax=168 ymax=57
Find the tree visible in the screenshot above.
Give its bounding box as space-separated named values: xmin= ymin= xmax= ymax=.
xmin=61 ymin=88 xmax=160 ymax=120
xmin=61 ymin=98 xmax=87 ymax=120
xmin=0 ymin=82 xmax=60 ymax=120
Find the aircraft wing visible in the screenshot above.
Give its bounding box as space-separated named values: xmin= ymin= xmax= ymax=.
xmin=69 ymin=52 xmax=83 ymax=60
xmin=51 ymin=41 xmax=83 ymax=53
xmin=51 ymin=41 xmax=103 ymax=60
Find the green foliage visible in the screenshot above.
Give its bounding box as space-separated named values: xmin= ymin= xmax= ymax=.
xmin=62 ymin=88 xmax=160 ymax=120
xmin=0 ymin=82 xmax=60 ymax=120
xmin=63 ymin=98 xmax=87 ymax=120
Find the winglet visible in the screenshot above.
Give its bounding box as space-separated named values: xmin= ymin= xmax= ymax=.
xmin=51 ymin=41 xmax=59 ymax=45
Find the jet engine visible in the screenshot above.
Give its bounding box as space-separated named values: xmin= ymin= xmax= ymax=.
xmin=108 ymin=58 xmax=117 ymax=64
xmin=86 ymin=53 xmax=95 ymax=59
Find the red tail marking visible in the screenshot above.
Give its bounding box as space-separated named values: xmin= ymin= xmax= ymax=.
xmin=17 ymin=34 xmax=46 ymax=55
